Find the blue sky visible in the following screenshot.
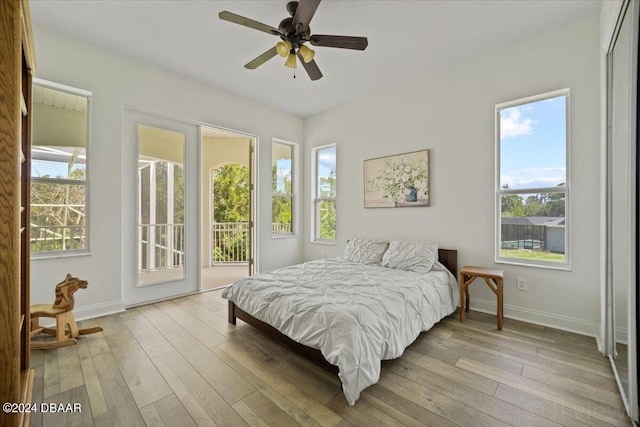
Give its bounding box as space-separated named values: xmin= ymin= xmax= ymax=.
xmin=500 ymin=95 xmax=566 ymax=190
xmin=31 ymin=146 xmax=86 ymax=179
xmin=274 ymin=158 xmax=291 ymax=193
xmin=317 ymin=145 xmax=336 ymax=179
xmin=317 ymin=145 xmax=336 ymax=197
xmin=32 ymin=159 xmax=69 ymax=178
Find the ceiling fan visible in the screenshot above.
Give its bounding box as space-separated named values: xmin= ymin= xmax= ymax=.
xmin=219 ymin=0 xmax=368 ymax=81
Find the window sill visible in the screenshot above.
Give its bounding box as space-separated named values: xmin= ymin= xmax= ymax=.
xmin=311 ymin=240 xmax=336 ymax=246
xmin=271 ymin=233 xmax=296 ymax=240
xmin=495 ymin=258 xmax=571 ymax=271
xmin=32 ymin=251 xmax=91 ymax=261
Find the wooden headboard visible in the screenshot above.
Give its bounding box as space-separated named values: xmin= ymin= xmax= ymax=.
xmin=438 ymin=249 xmax=458 ymax=277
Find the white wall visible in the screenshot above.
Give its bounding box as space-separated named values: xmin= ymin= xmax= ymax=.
xmin=303 ymin=15 xmax=601 ymax=336
xmin=30 ymin=27 xmax=304 ymax=317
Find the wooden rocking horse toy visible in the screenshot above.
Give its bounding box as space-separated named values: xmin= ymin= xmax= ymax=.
xmin=30 ymin=274 xmax=103 ymax=349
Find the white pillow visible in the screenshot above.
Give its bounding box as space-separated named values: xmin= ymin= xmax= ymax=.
xmin=343 ymin=238 xmax=389 ymax=265
xmin=381 ymin=240 xmax=439 ymax=273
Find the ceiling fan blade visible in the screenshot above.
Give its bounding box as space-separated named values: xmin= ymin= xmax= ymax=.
xmin=292 ymin=0 xmax=321 ymax=35
xmin=245 ymin=47 xmax=278 ymax=69
xmin=309 ymin=35 xmax=368 ymax=50
xmin=219 ymin=11 xmax=280 ymax=35
xmin=297 ymin=53 xmax=323 ymax=81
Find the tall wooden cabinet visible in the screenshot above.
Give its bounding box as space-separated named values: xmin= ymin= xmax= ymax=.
xmin=0 ymin=0 xmax=36 ymax=426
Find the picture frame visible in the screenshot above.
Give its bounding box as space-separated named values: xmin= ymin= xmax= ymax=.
xmin=364 ymin=149 xmax=430 ymax=208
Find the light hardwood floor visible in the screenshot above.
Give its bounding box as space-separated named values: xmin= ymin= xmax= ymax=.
xmin=29 ymin=290 xmax=633 ymax=427
xmin=201 ymin=266 xmax=249 ymax=290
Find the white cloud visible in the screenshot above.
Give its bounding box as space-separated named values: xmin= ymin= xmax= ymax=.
xmin=500 ymin=107 xmax=537 ymax=139
xmin=318 ymin=151 xmax=336 ymax=174
xmin=501 ymin=167 xmax=565 ymax=189
xmin=318 ymin=151 xmax=335 ymax=164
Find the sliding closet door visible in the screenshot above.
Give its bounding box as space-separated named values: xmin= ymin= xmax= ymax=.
xmin=123 ymin=109 xmax=200 ymax=306
xmin=607 ymin=0 xmax=639 ymax=420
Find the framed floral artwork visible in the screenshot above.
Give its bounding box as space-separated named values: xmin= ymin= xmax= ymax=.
xmin=364 ymin=149 xmax=429 ymax=208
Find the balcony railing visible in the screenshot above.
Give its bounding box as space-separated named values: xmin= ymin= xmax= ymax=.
xmin=31 ymin=225 xmax=86 ymax=252
xmin=212 ymin=222 xmax=291 ymax=264
xmin=272 ymin=223 xmax=292 ymax=234
xmin=212 ymin=222 xmax=249 ymax=264
xmin=31 ymin=203 xmax=87 ymax=253
xmin=139 ymin=223 xmax=184 ymax=272
xmin=33 ymin=221 xmax=291 ymax=266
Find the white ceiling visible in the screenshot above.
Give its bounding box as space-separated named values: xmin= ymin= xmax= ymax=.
xmin=30 ymin=0 xmax=601 ymax=118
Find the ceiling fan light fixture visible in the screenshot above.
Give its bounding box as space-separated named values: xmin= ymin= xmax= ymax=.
xmin=298 ymin=44 xmax=315 ymax=63
xmin=284 ymin=52 xmax=297 ymax=68
xmin=219 ymin=0 xmax=369 ymax=80
xmin=276 ymin=40 xmax=292 ymax=57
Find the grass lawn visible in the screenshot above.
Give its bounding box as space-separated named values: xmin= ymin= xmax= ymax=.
xmin=500 ymin=249 xmax=565 ymax=262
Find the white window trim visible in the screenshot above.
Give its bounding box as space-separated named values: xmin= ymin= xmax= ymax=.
xmin=311 ymin=143 xmax=336 ymax=244
xmin=271 ymin=139 xmax=297 ymax=238
xmin=495 ymin=88 xmax=571 ymax=270
xmin=31 ymin=78 xmax=92 ymax=259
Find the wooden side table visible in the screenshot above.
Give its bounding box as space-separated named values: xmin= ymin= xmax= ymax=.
xmin=459 ymin=266 xmax=504 ymax=330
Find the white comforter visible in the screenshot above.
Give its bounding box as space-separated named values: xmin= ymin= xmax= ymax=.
xmin=222 ymin=257 xmax=459 ymax=405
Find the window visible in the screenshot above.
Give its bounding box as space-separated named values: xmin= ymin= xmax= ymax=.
xmin=272 ymin=140 xmax=295 ymax=236
xmin=312 ymin=144 xmax=336 ymax=242
xmin=31 ymin=79 xmax=91 ymax=256
xmin=496 ymin=89 xmax=569 ymax=268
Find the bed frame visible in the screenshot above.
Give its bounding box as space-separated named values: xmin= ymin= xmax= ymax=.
xmin=228 ymin=249 xmax=457 ymax=373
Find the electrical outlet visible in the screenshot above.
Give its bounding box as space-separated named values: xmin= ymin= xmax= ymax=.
xmin=517 ymin=277 xmax=527 ymax=291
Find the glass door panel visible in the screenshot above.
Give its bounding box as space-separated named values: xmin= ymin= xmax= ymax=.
xmin=137 ymin=125 xmax=185 ymax=286
xmin=123 ymin=109 xmax=198 ymax=306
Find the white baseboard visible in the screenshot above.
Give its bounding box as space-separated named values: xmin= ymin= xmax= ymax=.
xmin=74 ymin=300 xmax=125 ymax=321
xmin=470 ymin=297 xmax=600 ymax=338
xmin=596 ymin=334 xmax=603 ymax=353
xmin=37 ymin=300 xmax=125 ymax=328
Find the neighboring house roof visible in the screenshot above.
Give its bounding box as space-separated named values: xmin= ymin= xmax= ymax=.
xmin=501 ymin=217 xmax=565 ymax=226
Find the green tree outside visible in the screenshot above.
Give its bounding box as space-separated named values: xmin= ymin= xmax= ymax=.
xmin=500 ymin=184 xmax=565 ymax=218
xmin=272 ymin=162 xmax=292 ymax=231
xmin=31 ymin=150 xmax=87 ymax=252
xmin=318 ymin=169 xmax=336 ymax=240
xmin=213 ymin=164 xmax=249 ymax=262
xmin=213 ymin=164 xmax=249 ymax=223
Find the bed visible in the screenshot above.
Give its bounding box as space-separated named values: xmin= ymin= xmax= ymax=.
xmin=222 ymin=239 xmax=459 ymax=405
